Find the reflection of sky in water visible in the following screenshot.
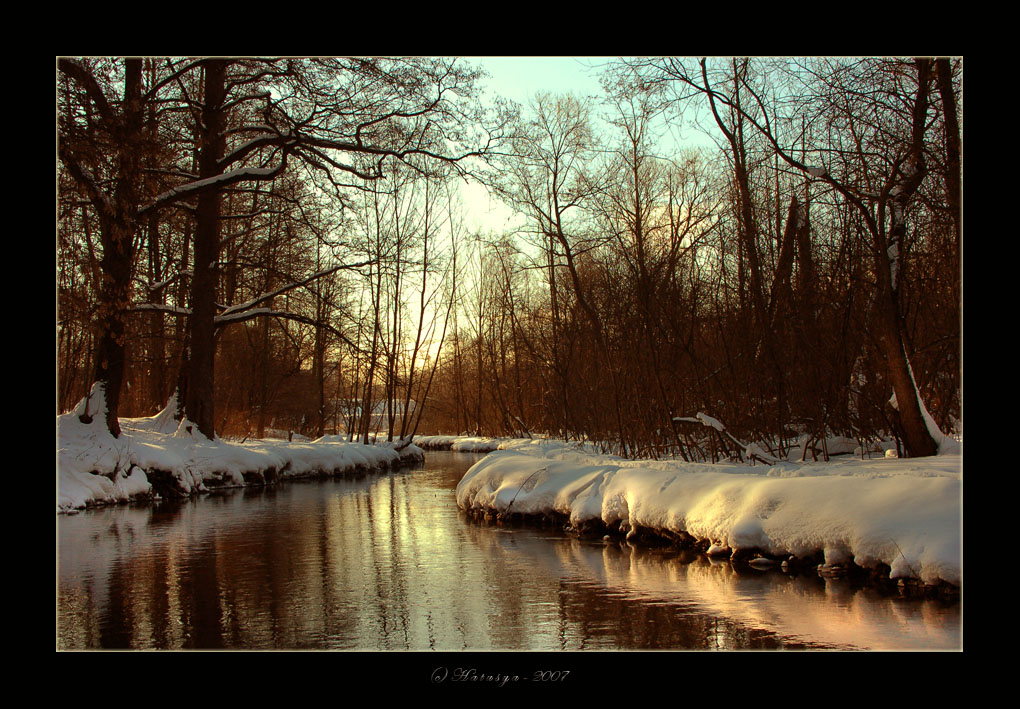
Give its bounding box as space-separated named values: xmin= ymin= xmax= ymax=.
xmin=57 ymin=452 xmax=960 ymax=650
xmin=478 ymin=532 xmax=960 ymax=650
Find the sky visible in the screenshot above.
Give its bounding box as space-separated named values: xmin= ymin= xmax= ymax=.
xmin=469 ymin=56 xmax=609 ymax=106
xmin=455 ymin=56 xmax=714 ymax=236
xmin=456 ymin=57 xmax=609 ymax=235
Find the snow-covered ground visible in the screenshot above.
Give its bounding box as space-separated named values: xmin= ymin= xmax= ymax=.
xmin=57 ymin=405 xmax=424 ymax=514
xmin=415 ymin=434 xmax=612 ymax=454
xmin=455 ymin=438 xmax=962 ymax=588
xmin=413 ymin=435 xmax=510 ymax=452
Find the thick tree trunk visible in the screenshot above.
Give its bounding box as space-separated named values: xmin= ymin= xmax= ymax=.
xmin=185 ymin=60 xmax=227 ymax=439
xmin=146 ymin=211 xmax=166 ymax=412
xmin=86 ymin=216 xmax=133 ymax=437
xmin=76 ymin=59 xmax=144 ymax=438
xmin=874 ymin=59 xmax=939 ymax=458
xmin=873 ymin=290 xmax=938 ymax=457
xmin=315 ymin=320 xmax=326 ymax=439
xmin=144 ymin=61 xmax=166 ymax=414
xmin=769 ymin=195 xmax=801 ymax=329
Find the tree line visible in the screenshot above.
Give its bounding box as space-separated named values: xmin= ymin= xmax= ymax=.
xmin=58 ymin=57 xmax=961 ymax=460
xmin=416 ymin=57 xmax=961 ymax=460
xmin=58 ymin=57 xmax=507 ymax=443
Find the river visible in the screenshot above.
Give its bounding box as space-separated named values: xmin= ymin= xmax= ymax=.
xmin=57 ymin=450 xmax=961 ymax=650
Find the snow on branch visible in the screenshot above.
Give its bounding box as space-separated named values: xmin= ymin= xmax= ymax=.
xmin=673 ymin=412 xmax=781 ymax=464
xmin=133 ymin=272 xmax=185 ymax=295
xmin=696 ymin=412 xmax=725 ymax=431
xmin=139 ymin=161 xmax=289 ymax=216
xmin=130 ymin=303 xmax=191 ymax=317
xmin=216 ymin=259 xmax=375 ymax=320
xmin=212 ymin=307 xmax=359 ymax=352
xmin=217 ymin=133 xmax=295 ymax=170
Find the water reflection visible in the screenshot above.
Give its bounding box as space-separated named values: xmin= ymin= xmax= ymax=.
xmin=57 ymin=451 xmax=960 ymax=650
xmin=464 ymin=527 xmax=960 ymax=650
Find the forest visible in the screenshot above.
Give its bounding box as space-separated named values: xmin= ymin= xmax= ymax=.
xmin=57 ymin=57 xmax=962 ymax=462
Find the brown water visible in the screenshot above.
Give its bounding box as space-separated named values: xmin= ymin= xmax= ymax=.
xmin=57 ymin=450 xmax=961 ymax=650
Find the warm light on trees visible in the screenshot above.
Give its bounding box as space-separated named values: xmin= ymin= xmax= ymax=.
xmin=58 ymin=56 xmax=960 ymax=459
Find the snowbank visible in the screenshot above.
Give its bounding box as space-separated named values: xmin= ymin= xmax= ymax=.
xmin=413 ymin=434 xmax=606 ymax=454
xmin=455 ymin=440 xmax=962 ymax=587
xmin=57 ymin=411 xmax=424 ymax=513
xmin=413 ymin=435 xmax=510 ymax=452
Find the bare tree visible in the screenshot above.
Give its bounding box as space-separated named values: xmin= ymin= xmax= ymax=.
xmin=616 ymin=56 xmax=953 ymax=457
xmin=59 ymin=56 xmax=511 ymax=441
xmin=58 ymin=58 xmax=146 ymax=437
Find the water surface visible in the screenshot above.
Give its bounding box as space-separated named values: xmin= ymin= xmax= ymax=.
xmin=57 ymin=451 xmax=960 ymax=650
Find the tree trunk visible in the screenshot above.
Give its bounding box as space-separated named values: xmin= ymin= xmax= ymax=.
xmin=184 ymin=59 xmax=227 ymax=439
xmin=86 ymin=216 xmax=133 ymax=437
xmin=76 ymin=58 xmax=144 ymax=438
xmin=146 ymin=210 xmax=166 ymax=412
xmin=874 ymin=59 xmax=939 ymax=458
xmin=934 ymin=58 xmax=961 ymax=247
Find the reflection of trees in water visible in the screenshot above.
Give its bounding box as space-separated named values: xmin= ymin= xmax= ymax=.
xmin=57 ymin=455 xmax=960 ymax=650
xmin=58 ymin=459 xmax=494 ymax=650
xmin=60 ymin=482 xmax=362 ymax=649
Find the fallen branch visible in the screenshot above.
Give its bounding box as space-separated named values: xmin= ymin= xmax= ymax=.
xmin=500 ymin=467 xmax=548 ymax=519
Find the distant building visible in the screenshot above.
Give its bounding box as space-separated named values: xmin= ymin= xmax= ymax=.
xmin=333 ymin=399 xmax=416 ymax=433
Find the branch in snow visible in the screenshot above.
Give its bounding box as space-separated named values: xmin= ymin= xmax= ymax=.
xmin=743 ymin=441 xmax=779 ymax=464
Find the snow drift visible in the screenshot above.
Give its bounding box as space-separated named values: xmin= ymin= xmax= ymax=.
xmin=413 ymin=435 xmax=508 ymax=452
xmin=455 ymin=439 xmax=961 ymax=587
xmin=57 ymin=409 xmax=424 ymax=513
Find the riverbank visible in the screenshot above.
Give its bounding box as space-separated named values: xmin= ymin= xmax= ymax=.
xmin=413 ymin=435 xmax=511 ymax=452
xmin=58 ymin=420 xmax=963 ymax=593
xmin=57 ymin=410 xmax=424 ymax=513
xmin=453 ymin=438 xmax=962 ymax=592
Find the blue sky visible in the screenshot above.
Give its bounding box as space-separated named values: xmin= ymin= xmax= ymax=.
xmin=456 ymin=56 xmax=715 ymax=235
xmin=455 ymin=57 xmax=611 ymax=235
xmin=468 ymin=56 xmax=715 ymax=151
xmin=469 ymin=56 xmax=608 ymax=106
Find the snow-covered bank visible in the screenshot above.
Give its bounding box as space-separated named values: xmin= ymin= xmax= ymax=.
xmin=414 ymin=434 xmax=599 ymax=454
xmin=455 ymin=439 xmax=962 ymax=588
xmin=57 ymin=412 xmax=424 ymax=514
xmin=413 ymin=435 xmax=512 ymax=452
